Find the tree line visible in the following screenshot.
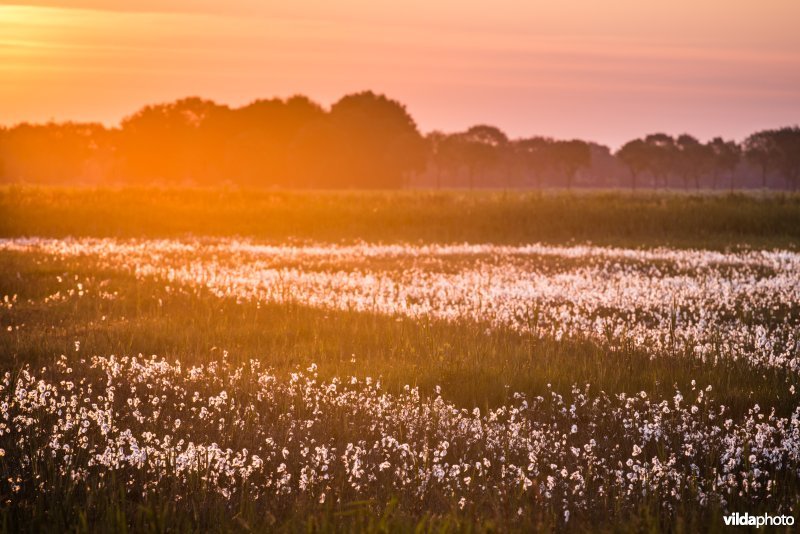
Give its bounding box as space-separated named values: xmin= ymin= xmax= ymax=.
xmin=1 ymin=91 xmax=798 ymax=190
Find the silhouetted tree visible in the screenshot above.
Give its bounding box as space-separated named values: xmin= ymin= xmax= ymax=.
xmin=454 ymin=125 xmax=509 ymax=189
xmin=706 ymin=137 xmax=741 ymax=191
xmin=551 ymin=139 xmax=590 ymax=190
xmin=675 ymin=134 xmax=713 ymax=190
xmin=616 ymin=139 xmax=649 ymax=191
xmin=0 ymin=122 xmax=108 ymax=184
xmin=288 ymin=119 xmax=340 ymax=189
xmin=426 ymin=131 xmax=463 ymax=189
xmin=514 ymin=137 xmax=553 ymax=188
xmin=642 ymin=134 xmax=676 ymax=188
xmin=744 ymin=130 xmax=776 ymax=189
xmin=1 ymin=91 xmax=799 ymax=191
xmin=320 ymin=91 xmax=426 ymax=188
xmin=229 ymin=95 xmax=324 ymax=187
xmin=0 ymin=127 xmax=7 ymax=182
xmin=772 ymin=127 xmax=800 ymax=190
xmin=118 ymin=97 xmax=228 ymax=185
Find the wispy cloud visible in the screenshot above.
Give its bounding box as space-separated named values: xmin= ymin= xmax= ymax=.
xmin=0 ymin=1 xmax=246 ymax=15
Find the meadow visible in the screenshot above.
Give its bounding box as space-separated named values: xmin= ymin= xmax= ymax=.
xmin=1 ymin=188 xmax=799 ymax=532
xmin=3 ymin=187 xmax=800 ymax=248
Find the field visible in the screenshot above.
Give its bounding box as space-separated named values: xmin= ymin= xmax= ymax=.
xmin=1 ymin=188 xmax=800 ymax=532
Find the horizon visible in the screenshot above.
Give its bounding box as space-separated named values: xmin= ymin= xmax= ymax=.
xmin=2 ymin=1 xmax=799 ymax=148
xmin=5 ymin=90 xmax=799 ymax=151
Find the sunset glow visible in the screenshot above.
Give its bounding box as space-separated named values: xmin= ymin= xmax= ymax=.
xmin=2 ymin=1 xmax=799 ymax=146
xmin=4 ymin=3 xmax=800 ymax=532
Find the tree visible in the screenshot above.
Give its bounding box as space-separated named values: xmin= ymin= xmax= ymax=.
xmin=675 ymin=134 xmax=713 ymax=190
xmin=744 ymin=130 xmax=776 ymax=189
xmin=0 ymin=121 xmax=108 ymax=185
xmin=642 ymin=133 xmax=676 ymax=188
xmin=551 ymin=139 xmax=590 ymax=190
xmin=514 ymin=137 xmax=553 ymax=188
xmin=616 ymin=139 xmax=649 ymax=191
xmin=320 ymin=91 xmax=426 ymax=188
xmin=229 ymin=95 xmax=324 ymax=187
xmin=118 ymin=97 xmax=228 ymax=184
xmin=452 ymin=125 xmax=509 ymax=189
xmin=426 ymin=131 xmax=463 ymax=189
xmin=287 ymin=119 xmax=340 ymax=189
xmin=706 ymin=137 xmax=741 ymax=191
xmin=772 ymin=126 xmax=800 ymax=190
xmin=0 ymin=127 xmax=5 ymax=182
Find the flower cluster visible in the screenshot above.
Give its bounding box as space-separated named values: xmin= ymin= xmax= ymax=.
xmin=4 ymin=238 xmax=798 ymax=373
xmin=2 ymin=356 xmax=799 ymax=520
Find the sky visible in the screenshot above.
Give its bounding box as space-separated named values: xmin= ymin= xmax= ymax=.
xmin=1 ymin=1 xmax=799 ymax=148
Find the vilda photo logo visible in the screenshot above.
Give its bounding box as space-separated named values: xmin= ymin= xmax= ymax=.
xmin=723 ymin=512 xmax=795 ymax=528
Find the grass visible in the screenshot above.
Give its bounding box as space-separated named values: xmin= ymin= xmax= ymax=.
xmin=2 ymin=246 xmax=799 ymax=532
xmin=2 ymin=186 xmax=800 ymax=249
xmin=1 ymin=188 xmax=800 ymax=532
xmin=1 ymin=251 xmax=794 ymax=416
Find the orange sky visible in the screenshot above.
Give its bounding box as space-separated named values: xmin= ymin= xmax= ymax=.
xmin=1 ymin=0 xmax=799 ymax=147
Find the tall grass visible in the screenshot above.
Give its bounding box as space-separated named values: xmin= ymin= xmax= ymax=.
xmin=2 ymin=187 xmax=800 ymax=248
xmin=0 ymin=252 xmax=795 ymax=415
xmin=1 ymin=190 xmax=799 ymax=532
xmin=1 ymin=248 xmax=799 ymax=532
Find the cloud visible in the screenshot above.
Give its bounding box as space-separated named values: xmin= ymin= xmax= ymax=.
xmin=0 ymin=1 xmax=253 ymax=15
